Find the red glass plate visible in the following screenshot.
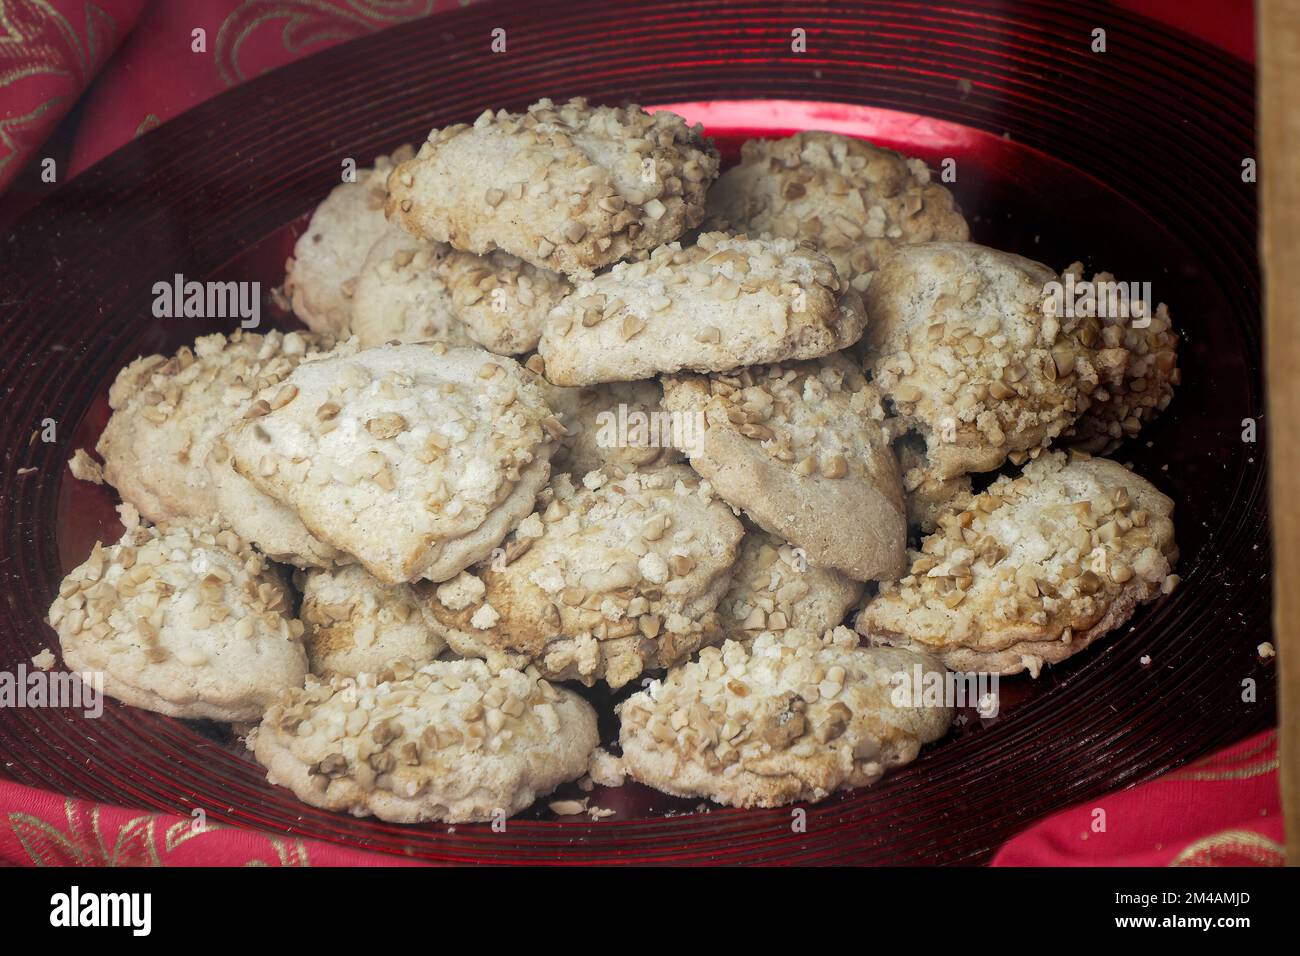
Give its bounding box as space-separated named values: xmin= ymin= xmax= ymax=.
xmin=0 ymin=0 xmax=1266 ymax=864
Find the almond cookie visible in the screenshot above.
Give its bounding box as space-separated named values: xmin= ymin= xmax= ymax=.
xmin=349 ymin=230 xmax=474 ymax=350
xmin=618 ymin=627 xmax=953 ymax=808
xmin=250 ymin=658 xmax=599 ymax=823
xmin=661 ymin=353 xmax=906 ymax=582
xmin=385 ymin=98 xmax=719 ymax=279
xmin=351 ymin=229 xmax=571 ymax=354
xmin=297 ymin=565 xmax=447 ymax=678
xmin=228 ymin=342 xmax=560 ymax=585
xmin=1057 ymin=263 xmax=1180 ymax=453
xmin=856 ymin=451 xmax=1179 ymax=677
xmin=48 ymin=519 xmax=307 ymax=721
xmin=706 ymin=132 xmax=968 ymax=290
xmin=721 ymin=528 xmax=863 ymax=639
xmin=97 ymin=329 xmax=331 ymax=524
xmin=538 ymin=375 xmax=684 ymax=477
xmin=425 ymin=467 xmax=744 ymax=689
xmin=436 ymin=245 xmax=571 ymax=355
xmin=208 ymin=436 xmax=345 ymax=568
xmin=864 ymin=242 xmax=1090 ymax=480
xmin=537 ymin=233 xmax=867 ymax=385
xmin=894 ymin=433 xmax=974 ymax=532
xmin=283 ymin=145 xmax=414 ymax=337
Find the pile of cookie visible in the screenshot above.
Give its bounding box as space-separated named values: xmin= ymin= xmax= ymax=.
xmin=51 ymin=98 xmax=1180 ymax=823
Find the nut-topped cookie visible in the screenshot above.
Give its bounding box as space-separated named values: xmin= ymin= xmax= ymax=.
xmin=208 ymin=436 xmax=347 ymax=568
xmin=386 ymin=97 xmax=719 ymax=278
xmin=49 ymin=518 xmax=307 ymax=721
xmin=706 ymin=132 xmax=969 ymax=290
xmin=227 ymin=342 xmax=561 ymax=585
xmin=425 ymin=466 xmax=744 ymax=689
xmin=283 ymin=146 xmax=414 ymax=337
xmin=894 ymin=433 xmax=974 ymax=533
xmin=537 ymin=233 xmax=868 ymax=385
xmin=97 ymin=329 xmax=332 ymax=524
xmin=351 ymin=229 xmax=572 ymax=354
xmin=538 ymin=376 xmax=685 ymax=478
xmin=349 ymin=229 xmax=475 ymax=351
xmin=863 ymin=242 xmax=1089 ymax=480
xmin=618 ymin=627 xmax=953 ymax=808
xmin=720 ymin=528 xmax=863 ymax=639
xmin=856 ymin=451 xmax=1179 ymax=676
xmin=661 ymin=353 xmax=907 ymax=582
xmin=1058 ymin=263 xmax=1180 ymax=453
xmin=298 ymin=565 xmax=448 ymax=678
xmin=250 ymin=658 xmax=599 ymax=823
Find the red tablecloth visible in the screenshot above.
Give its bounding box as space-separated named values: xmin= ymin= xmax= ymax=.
xmin=0 ymin=0 xmax=1277 ymax=866
xmin=0 ymin=778 xmax=421 ymax=866
xmin=992 ymin=730 xmax=1284 ymax=866
xmin=0 ymin=0 xmax=465 ymax=225
xmin=0 ymin=730 xmax=1282 ymax=867
xmin=0 ymin=0 xmax=146 ymax=195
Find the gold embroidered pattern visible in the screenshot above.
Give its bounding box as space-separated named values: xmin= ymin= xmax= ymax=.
xmin=0 ymin=0 xmax=119 ymax=179
xmin=1165 ymin=731 xmax=1278 ymax=783
xmin=1169 ymin=829 xmax=1284 ymax=867
xmin=134 ymin=112 xmax=160 ymax=137
xmin=6 ymin=798 xmax=313 ymax=866
xmin=214 ymin=0 xmax=445 ymax=87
